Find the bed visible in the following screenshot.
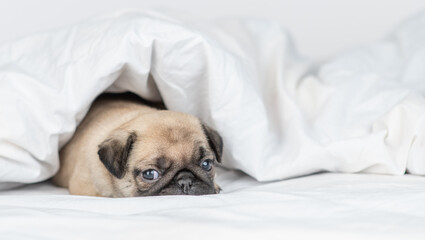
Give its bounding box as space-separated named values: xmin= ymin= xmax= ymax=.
xmin=2 ymin=171 xmax=425 ymax=239
xmin=1 ymin=1 xmax=425 ymax=239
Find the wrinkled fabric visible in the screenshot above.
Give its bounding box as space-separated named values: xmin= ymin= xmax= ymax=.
xmin=1 ymin=10 xmax=425 ymax=188
xmin=1 ymin=172 xmax=425 ymax=239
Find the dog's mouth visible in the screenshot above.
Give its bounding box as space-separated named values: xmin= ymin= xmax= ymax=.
xmin=157 ymin=180 xmax=217 ymax=196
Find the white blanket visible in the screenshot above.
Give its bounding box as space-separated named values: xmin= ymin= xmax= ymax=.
xmin=1 ymin=171 xmax=425 ymax=239
xmin=1 ymin=10 xmax=425 ymax=188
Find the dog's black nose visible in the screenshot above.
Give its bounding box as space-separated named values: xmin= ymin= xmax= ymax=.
xmin=176 ymin=171 xmax=194 ymax=194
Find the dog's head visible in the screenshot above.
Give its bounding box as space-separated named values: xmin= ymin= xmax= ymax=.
xmin=97 ymin=111 xmax=223 ymax=197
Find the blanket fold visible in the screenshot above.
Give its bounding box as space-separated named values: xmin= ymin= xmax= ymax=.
xmin=1 ymin=10 xmax=425 ymax=189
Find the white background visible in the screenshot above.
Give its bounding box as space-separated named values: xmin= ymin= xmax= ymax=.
xmin=1 ymin=0 xmax=425 ymax=60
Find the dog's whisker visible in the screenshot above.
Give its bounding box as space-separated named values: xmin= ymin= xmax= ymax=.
xmin=117 ymin=185 xmax=132 ymax=190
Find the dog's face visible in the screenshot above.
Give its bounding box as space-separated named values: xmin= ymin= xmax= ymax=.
xmin=97 ymin=111 xmax=223 ymax=197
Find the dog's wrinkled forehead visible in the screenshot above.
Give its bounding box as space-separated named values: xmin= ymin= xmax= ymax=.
xmin=132 ymin=124 xmax=209 ymax=165
xmin=125 ymin=112 xmax=207 ymax=162
xmin=162 ymin=126 xmax=197 ymax=143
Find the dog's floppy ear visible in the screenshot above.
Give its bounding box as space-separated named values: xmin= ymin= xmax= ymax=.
xmin=98 ymin=130 xmax=137 ymax=179
xmin=201 ymin=124 xmax=223 ymax=163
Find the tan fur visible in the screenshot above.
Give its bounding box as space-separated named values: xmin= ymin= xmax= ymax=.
xmin=53 ymin=96 xmax=220 ymax=197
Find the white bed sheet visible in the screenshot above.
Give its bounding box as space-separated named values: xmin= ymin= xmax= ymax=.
xmin=1 ymin=170 xmax=425 ymax=239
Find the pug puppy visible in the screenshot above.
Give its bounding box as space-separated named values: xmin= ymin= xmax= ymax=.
xmin=53 ymin=93 xmax=223 ymax=197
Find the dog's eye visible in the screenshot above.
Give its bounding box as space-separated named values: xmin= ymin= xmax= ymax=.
xmin=200 ymin=159 xmax=213 ymax=171
xmin=142 ymin=169 xmax=160 ymax=181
